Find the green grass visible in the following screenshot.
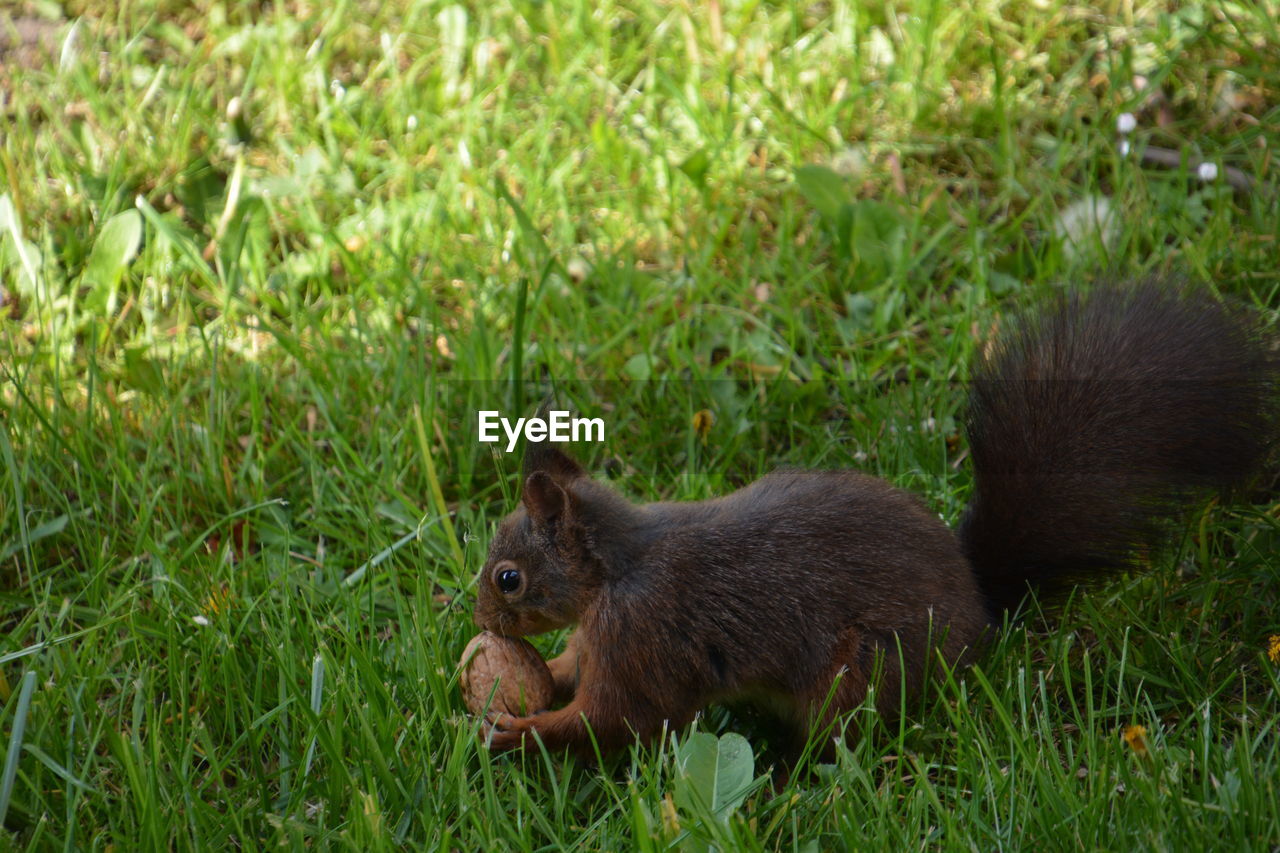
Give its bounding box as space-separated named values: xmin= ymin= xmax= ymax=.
xmin=2 ymin=0 xmax=1279 ymax=848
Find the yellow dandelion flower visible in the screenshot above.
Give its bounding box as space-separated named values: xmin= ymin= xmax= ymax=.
xmin=692 ymin=409 xmax=714 ymax=441
xmin=1122 ymin=724 xmax=1148 ymax=756
xmin=202 ymin=584 xmax=233 ymax=616
xmin=1268 ymin=635 xmax=1280 ymax=665
xmin=660 ymin=792 xmax=680 ymax=835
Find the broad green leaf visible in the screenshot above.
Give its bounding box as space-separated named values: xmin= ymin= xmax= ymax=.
xmin=623 ymin=353 xmax=652 ymax=381
xmin=793 ymin=165 xmax=850 ymax=223
xmin=82 ymin=210 xmax=143 ymax=314
xmin=673 ymin=731 xmax=755 ymax=823
xmin=840 ymin=199 xmax=906 ymax=285
xmin=837 ymin=291 xmax=877 ymax=337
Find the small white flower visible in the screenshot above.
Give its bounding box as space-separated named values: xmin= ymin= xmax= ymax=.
xmin=1119 ymin=140 xmax=1131 ymax=157
xmin=1197 ymin=162 xmax=1219 ymax=181
xmin=406 ymin=114 xmax=418 ymax=131
xmin=1116 ymin=112 xmax=1137 ymax=134
xmin=193 ymin=614 xmax=211 ymax=627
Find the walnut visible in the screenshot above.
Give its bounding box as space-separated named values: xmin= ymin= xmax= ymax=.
xmin=458 ymin=631 xmax=554 ymax=718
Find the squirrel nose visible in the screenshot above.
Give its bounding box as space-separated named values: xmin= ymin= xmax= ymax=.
xmin=473 ymin=608 xmax=501 ymax=635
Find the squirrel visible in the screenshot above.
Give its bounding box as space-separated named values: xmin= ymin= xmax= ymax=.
xmin=473 ymin=279 xmax=1280 ymax=758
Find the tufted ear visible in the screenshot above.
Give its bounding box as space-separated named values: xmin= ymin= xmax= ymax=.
xmin=522 ymin=443 xmax=587 ymax=483
xmin=523 ymin=470 xmax=572 ymax=524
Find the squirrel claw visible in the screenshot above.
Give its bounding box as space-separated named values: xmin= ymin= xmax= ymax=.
xmin=485 ymin=710 xmax=514 ymax=730
xmin=483 ymin=712 xmax=545 ymax=751
xmin=486 ymin=722 xmax=531 ymax=752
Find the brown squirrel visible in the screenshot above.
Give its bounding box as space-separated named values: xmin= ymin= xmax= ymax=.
xmin=473 ymin=280 xmax=1280 ymax=758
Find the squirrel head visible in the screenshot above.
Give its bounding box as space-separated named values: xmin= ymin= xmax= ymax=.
xmin=474 ymin=445 xmax=607 ymax=637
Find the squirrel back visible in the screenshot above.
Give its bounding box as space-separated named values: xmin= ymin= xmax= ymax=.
xmin=959 ymin=280 xmax=1280 ymax=615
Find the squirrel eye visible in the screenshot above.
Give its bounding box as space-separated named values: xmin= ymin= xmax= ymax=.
xmin=496 ymin=568 xmax=522 ymax=595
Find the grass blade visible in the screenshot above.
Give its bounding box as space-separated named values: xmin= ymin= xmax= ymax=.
xmin=0 ymin=671 xmax=37 ymax=825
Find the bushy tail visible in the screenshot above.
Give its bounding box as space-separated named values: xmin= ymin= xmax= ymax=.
xmin=958 ymin=279 xmax=1280 ymax=616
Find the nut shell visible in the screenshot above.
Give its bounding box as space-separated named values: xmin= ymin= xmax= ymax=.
xmin=458 ymin=631 xmax=554 ymax=717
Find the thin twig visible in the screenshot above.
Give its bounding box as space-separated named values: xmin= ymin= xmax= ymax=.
xmin=1137 ymin=144 xmax=1256 ymax=193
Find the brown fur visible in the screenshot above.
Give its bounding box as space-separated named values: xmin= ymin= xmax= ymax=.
xmin=961 ymin=280 xmax=1280 ymax=612
xmin=476 ymin=466 xmax=988 ymax=757
xmin=474 ymin=280 xmax=1280 ymax=759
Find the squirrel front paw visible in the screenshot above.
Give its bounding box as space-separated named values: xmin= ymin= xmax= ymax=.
xmin=482 ymin=702 xmax=600 ymax=755
xmin=484 ymin=713 xmax=540 ymax=752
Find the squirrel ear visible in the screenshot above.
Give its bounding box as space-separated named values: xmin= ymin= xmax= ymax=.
xmin=523 ymin=470 xmax=571 ymax=524
xmin=522 ymin=443 xmax=586 ymax=482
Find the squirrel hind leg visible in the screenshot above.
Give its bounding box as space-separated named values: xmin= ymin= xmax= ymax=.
xmin=787 ymin=627 xmax=894 ymax=758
